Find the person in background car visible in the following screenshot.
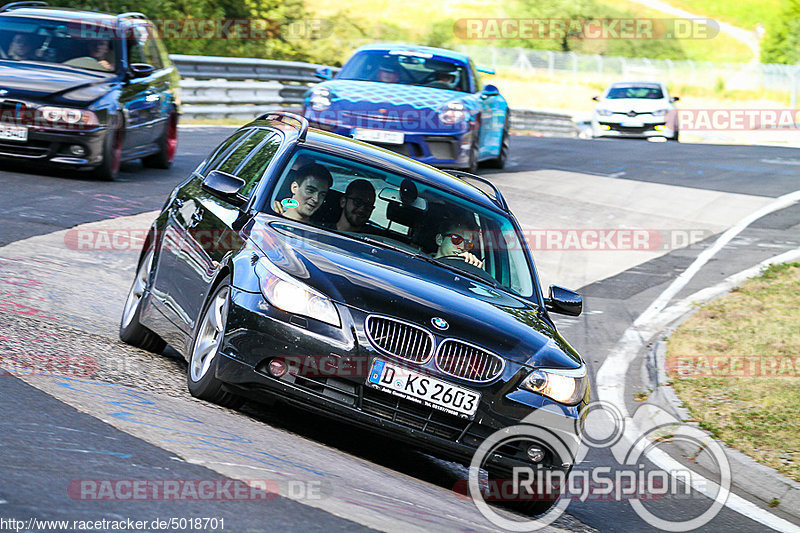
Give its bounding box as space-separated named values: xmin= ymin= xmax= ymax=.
xmin=433 ymin=216 xmax=484 ymax=268
xmin=376 ymin=63 xmax=400 ymax=83
xmin=336 ymin=179 xmax=376 ymax=232
xmin=6 ymin=33 xmax=36 ymax=60
xmin=274 ymin=163 xmax=333 ymax=222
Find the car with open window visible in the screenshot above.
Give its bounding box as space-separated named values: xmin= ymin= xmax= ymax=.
xmin=0 ymin=2 xmax=179 ymax=180
xmin=120 ymin=112 xmax=588 ymax=514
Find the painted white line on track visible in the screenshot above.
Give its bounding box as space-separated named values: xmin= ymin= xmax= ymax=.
xmin=597 ymin=188 xmax=800 ymax=532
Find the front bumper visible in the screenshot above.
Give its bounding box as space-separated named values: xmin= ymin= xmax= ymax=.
xmin=216 ymin=288 xmax=584 ymax=473
xmin=592 ymin=117 xmax=676 ymax=138
xmin=0 ymin=124 xmax=106 ymax=167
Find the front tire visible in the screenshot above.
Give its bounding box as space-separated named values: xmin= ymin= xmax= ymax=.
xmin=486 ymin=470 xmax=561 ymax=517
xmin=119 ymin=246 xmax=166 ymax=353
xmin=143 ymin=111 xmax=178 ymax=169
xmin=485 ymin=115 xmax=510 ymax=169
xmin=92 ymin=113 xmax=123 ymax=181
xmin=187 ymin=280 xmax=244 ymax=409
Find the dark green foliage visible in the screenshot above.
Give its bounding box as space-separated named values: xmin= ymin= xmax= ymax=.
xmin=761 ymin=0 xmax=800 ymax=64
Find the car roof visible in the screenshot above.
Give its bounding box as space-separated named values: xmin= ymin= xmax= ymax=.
xmin=286 ymin=128 xmax=503 ymax=212
xmin=352 ymin=43 xmax=471 ymax=65
xmin=0 ymin=6 xmax=142 ymax=25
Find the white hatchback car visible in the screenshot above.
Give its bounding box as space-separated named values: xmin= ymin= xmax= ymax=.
xmin=591 ymin=81 xmax=679 ymax=140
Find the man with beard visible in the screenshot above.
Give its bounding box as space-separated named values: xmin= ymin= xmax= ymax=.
xmin=335 ymin=179 xmax=376 ymax=233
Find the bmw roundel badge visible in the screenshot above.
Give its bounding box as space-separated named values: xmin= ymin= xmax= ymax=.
xmin=431 ymin=317 xmax=449 ymax=330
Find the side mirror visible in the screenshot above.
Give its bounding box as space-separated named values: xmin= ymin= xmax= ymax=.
xmin=670 ymin=96 xmax=680 ymax=103
xmin=592 ymin=96 xmax=600 ymax=102
xmin=202 ymin=170 xmax=246 ymax=207
xmin=314 ymin=66 xmax=332 ymax=80
xmin=544 ymin=285 xmax=582 ymax=316
xmin=481 ymin=84 xmax=499 ymax=99
xmin=129 ymin=63 xmax=155 ymax=79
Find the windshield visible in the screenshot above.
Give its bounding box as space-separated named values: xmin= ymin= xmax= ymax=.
xmin=0 ymin=17 xmax=119 ymax=72
xmin=337 ymin=50 xmax=471 ymax=93
xmin=267 ymin=148 xmax=535 ymax=297
xmin=606 ymin=85 xmax=664 ymax=99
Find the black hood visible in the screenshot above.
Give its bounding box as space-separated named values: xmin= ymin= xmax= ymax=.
xmin=0 ymin=61 xmax=113 ymax=101
xmin=247 ymin=218 xmax=582 ymax=370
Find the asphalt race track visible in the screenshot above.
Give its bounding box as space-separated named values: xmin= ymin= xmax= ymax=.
xmin=1 ymin=128 xmax=799 ymax=533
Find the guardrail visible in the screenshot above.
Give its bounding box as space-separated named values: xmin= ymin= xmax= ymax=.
xmin=170 ymin=54 xmax=577 ymax=136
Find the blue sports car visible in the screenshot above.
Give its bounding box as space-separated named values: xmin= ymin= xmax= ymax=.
xmin=302 ymin=44 xmax=510 ymax=172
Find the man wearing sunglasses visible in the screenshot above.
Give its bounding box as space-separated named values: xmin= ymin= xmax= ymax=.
xmin=336 ymin=179 xmax=377 ymax=233
xmin=433 ymin=217 xmax=484 ymax=268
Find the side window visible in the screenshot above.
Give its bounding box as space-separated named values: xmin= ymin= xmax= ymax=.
xmin=196 ymin=129 xmax=251 ymax=177
xmin=469 ymin=60 xmax=482 ymax=92
xmin=126 ymin=25 xmax=163 ymax=69
xmin=234 ymin=133 xmax=282 ymax=197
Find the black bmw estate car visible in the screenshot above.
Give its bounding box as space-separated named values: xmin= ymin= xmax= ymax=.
xmin=0 ymin=2 xmax=179 ymax=180
xmin=120 ymin=112 xmax=588 ymax=513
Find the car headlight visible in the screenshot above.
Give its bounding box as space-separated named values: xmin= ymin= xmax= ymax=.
xmin=38 ymin=106 xmax=99 ymax=128
xmin=439 ymin=101 xmax=466 ymax=124
xmin=308 ymin=87 xmax=332 ymax=111
xmin=520 ymin=366 xmax=588 ymax=405
xmin=651 ymin=109 xmax=669 ymax=117
xmin=595 ymin=108 xmax=614 ymax=117
xmin=255 ymin=257 xmax=340 ymax=327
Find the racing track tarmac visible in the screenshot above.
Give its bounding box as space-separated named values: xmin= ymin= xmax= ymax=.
xmin=1 ymin=131 xmax=799 ymax=532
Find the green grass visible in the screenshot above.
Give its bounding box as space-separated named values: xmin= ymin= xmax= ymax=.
xmin=658 ymin=0 xmax=783 ymax=32
xmin=598 ymin=0 xmax=755 ymax=62
xmin=666 ymin=263 xmax=800 ymax=482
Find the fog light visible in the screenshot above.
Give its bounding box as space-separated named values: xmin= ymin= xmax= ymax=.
xmin=268 ymin=358 xmax=287 ymax=378
xmin=526 ymin=446 xmax=545 ymax=463
xmin=654 ymin=125 xmax=666 ymax=131
xmin=70 ymin=145 xmax=86 ymax=156
xmin=599 ymin=124 xmax=611 ymax=131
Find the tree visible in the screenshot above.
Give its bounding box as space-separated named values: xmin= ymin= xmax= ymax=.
xmin=761 ymin=0 xmax=800 ymax=64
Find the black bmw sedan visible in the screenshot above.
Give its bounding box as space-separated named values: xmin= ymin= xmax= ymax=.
xmin=120 ymin=112 xmax=588 ymax=514
xmin=0 ymin=2 xmax=179 ymax=180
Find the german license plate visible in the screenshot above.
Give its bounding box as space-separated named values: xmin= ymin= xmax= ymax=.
xmin=367 ymin=359 xmax=480 ymax=419
xmin=353 ymin=128 xmax=404 ymax=144
xmin=0 ymin=124 xmax=27 ymax=142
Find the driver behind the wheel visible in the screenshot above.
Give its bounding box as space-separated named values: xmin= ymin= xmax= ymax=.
xmin=88 ymin=39 xmax=113 ymax=71
xmin=433 ymin=216 xmax=483 ymax=268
